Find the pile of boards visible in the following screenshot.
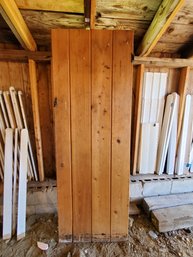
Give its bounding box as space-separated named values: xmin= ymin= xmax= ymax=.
xmin=0 ymin=87 xmax=37 ymax=240
xmin=143 ymin=193 xmax=193 ymax=232
xmin=138 ymin=71 xmax=193 ymax=175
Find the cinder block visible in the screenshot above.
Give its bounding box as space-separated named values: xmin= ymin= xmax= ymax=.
xmin=130 ymin=181 xmax=143 ymax=201
xmin=143 ymin=180 xmax=172 ymax=197
xmin=171 ymin=178 xmax=193 ymax=194
xmin=27 ymin=188 xmax=57 ymax=206
xmin=35 ymin=204 xmax=57 ymax=214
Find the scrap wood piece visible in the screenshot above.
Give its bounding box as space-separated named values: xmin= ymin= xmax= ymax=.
xmin=143 ymin=192 xmax=193 ymax=215
xmin=152 ymin=204 xmax=193 ymax=232
xmin=129 ymin=202 xmax=141 ymax=216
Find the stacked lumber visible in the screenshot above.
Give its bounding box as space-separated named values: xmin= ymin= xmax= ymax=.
xmin=137 ymin=72 xmax=180 ymax=175
xmin=143 ymin=193 xmax=193 ymax=232
xmin=1 ymin=87 xmax=37 ymax=240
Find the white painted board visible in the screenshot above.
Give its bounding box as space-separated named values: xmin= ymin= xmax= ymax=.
xmin=176 ymin=95 xmax=192 ymax=175
xmin=3 ymin=128 xmax=13 ymax=240
xmin=17 ymin=129 xmax=28 ymax=240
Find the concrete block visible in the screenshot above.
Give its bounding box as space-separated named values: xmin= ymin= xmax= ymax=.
xmin=35 ymin=204 xmax=57 ymax=214
xmin=27 ymin=188 xmax=57 ymax=206
xmin=130 ymin=181 xmax=143 ymax=201
xmin=171 ymin=178 xmax=193 ymax=194
xmin=143 ymin=180 xmax=172 ymax=197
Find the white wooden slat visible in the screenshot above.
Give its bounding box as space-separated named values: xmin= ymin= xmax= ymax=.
xmin=0 ymin=92 xmax=10 ymax=128
xmin=184 ymin=96 xmax=193 ymax=172
xmin=9 ymin=87 xmax=34 ymax=180
xmin=18 ymin=91 xmax=38 ymax=181
xmin=148 ymin=123 xmax=159 ymax=173
xmin=139 ymin=123 xmax=150 ymax=174
xmin=150 ymin=73 xmax=160 ymax=123
xmin=17 ymin=129 xmax=28 ymax=240
xmin=166 ymin=95 xmax=179 ymax=174
xmin=3 ymin=92 xmax=16 ymax=129
xmin=141 ymin=72 xmax=153 ymax=123
xmin=3 ymin=128 xmax=13 ymax=240
xmin=139 ymin=123 xmax=159 ymax=174
xmin=9 ymin=87 xmax=23 ymax=129
xmin=157 ymin=73 xmax=168 ymax=126
xmin=156 ymin=93 xmax=179 ymax=175
xmin=0 ymin=144 xmax=4 ymax=180
xmin=176 ymin=95 xmax=192 ymax=175
xmin=12 ymin=128 xmax=18 ymax=235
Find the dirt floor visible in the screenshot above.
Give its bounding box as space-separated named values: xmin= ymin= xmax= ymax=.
xmin=1 ymin=212 xmax=193 ymax=257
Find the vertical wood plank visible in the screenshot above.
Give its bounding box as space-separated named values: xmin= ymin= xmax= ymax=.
xmin=132 ymin=64 xmax=144 ymax=175
xmin=91 ymin=30 xmax=112 ymax=241
xmin=51 ymin=29 xmax=72 ymax=242
xmin=111 ymin=30 xmax=133 ymax=240
xmin=28 ymin=59 xmax=44 ymax=181
xmin=69 ymin=30 xmax=91 ymax=242
xmin=177 ymin=66 xmax=190 ymax=146
xmin=37 ymin=63 xmax=55 ymax=177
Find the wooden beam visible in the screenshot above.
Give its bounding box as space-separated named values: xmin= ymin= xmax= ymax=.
xmin=137 ymin=0 xmax=185 ymax=56
xmin=0 ymin=0 xmax=37 ymax=51
xmin=28 ymin=59 xmax=44 ymax=181
xmin=15 ymin=0 xmax=84 ymax=14
xmin=0 ymin=49 xmax=51 ymax=62
xmin=90 ymin=0 xmax=96 ymax=29
xmin=133 ymin=56 xmax=193 ymax=68
xmin=132 ymin=64 xmax=144 ymax=175
xmin=177 ymin=67 xmax=190 ymax=146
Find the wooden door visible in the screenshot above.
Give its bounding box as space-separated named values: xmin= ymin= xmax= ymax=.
xmin=52 ymin=29 xmax=133 ymax=242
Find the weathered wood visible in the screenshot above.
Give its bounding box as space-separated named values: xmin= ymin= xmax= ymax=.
xmin=137 ymin=0 xmax=185 ymax=56
xmin=28 ymin=59 xmax=44 ymax=181
xmin=90 ymin=0 xmax=96 ymax=29
xmin=0 ymin=49 xmax=51 ymax=62
xmin=132 ymin=64 xmax=144 ymax=175
xmin=152 ymin=204 xmax=193 ymax=232
xmin=16 ymin=0 xmax=84 ymax=14
xmin=133 ymin=56 xmax=193 ymax=68
xmin=177 ymin=67 xmax=190 ymax=146
xmin=36 ymin=64 xmax=54 ymax=178
xmin=129 ymin=203 xmax=141 ymax=215
xmin=144 ymin=193 xmax=193 ymax=214
xmin=0 ymin=0 xmax=37 ymax=51
xmin=51 ymin=29 xmax=72 ymax=242
xmin=96 ymin=0 xmax=161 ymax=21
xmin=70 ymin=30 xmax=92 ymax=242
xmin=91 ymin=30 xmax=112 ymax=241
xmin=111 ymin=31 xmax=133 ymax=240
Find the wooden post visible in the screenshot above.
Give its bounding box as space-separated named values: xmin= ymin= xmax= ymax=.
xmin=177 ymin=66 xmax=190 ymax=146
xmin=132 ymin=64 xmax=144 ymax=175
xmin=28 ymin=59 xmax=44 ymax=181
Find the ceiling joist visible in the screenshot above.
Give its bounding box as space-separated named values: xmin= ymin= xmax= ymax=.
xmin=0 ymin=0 xmax=37 ymax=51
xmin=15 ymin=0 xmax=84 ymax=14
xmin=137 ymin=0 xmax=185 ymax=56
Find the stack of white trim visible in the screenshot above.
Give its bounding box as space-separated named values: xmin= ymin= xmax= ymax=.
xmin=138 ymin=72 xmax=167 ymax=174
xmin=156 ymin=93 xmax=179 ymax=175
xmin=176 ymin=95 xmax=193 ymax=175
xmin=1 ymin=87 xmax=37 ymax=240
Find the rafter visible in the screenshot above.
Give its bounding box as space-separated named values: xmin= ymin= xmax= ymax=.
xmin=137 ymin=0 xmax=185 ymax=56
xmin=0 ymin=0 xmax=37 ymax=51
